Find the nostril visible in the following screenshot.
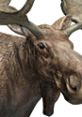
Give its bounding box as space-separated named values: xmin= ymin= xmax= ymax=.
xmin=69 ymin=75 xmax=81 ymax=92
xmin=70 ymin=85 xmax=79 ymax=92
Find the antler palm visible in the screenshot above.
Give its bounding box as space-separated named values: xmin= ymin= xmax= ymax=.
xmin=61 ymin=0 xmax=82 ymax=22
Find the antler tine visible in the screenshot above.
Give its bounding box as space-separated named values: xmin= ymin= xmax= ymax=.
xmin=0 ymin=0 xmax=25 ymax=36
xmin=0 ymin=12 xmax=43 ymax=38
xmin=7 ymin=0 xmax=36 ymax=36
xmin=64 ymin=23 xmax=82 ymax=36
xmin=8 ymin=0 xmax=35 ymax=35
xmin=0 ymin=0 xmax=43 ymax=38
xmin=19 ymin=0 xmax=35 ymax=15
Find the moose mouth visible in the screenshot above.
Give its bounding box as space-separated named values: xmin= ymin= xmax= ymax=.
xmin=54 ymin=72 xmax=82 ymax=104
xmin=63 ymin=93 xmax=82 ymax=105
xmin=62 ymin=76 xmax=82 ymax=105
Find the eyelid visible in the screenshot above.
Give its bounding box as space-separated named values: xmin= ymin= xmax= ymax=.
xmin=38 ymin=42 xmax=47 ymax=49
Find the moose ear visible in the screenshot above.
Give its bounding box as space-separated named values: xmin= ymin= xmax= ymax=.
xmin=52 ymin=15 xmax=72 ymax=30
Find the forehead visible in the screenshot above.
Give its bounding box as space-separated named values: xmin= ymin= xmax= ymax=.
xmin=39 ymin=24 xmax=73 ymax=49
xmin=39 ymin=24 xmax=68 ymax=40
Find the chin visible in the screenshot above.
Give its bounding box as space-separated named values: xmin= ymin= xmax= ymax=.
xmin=64 ymin=95 xmax=82 ymax=105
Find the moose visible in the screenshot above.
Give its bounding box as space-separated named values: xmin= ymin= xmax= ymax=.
xmin=0 ymin=0 xmax=82 ymax=117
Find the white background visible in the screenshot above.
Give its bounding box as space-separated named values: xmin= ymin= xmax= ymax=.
xmin=1 ymin=0 xmax=82 ymax=117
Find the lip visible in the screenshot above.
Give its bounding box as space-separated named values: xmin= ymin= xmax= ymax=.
xmin=63 ymin=93 xmax=82 ymax=105
xmin=66 ymin=77 xmax=81 ymax=94
xmin=66 ymin=81 xmax=76 ymax=94
xmin=63 ymin=78 xmax=82 ymax=104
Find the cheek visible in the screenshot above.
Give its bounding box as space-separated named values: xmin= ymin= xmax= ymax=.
xmin=36 ymin=57 xmax=53 ymax=73
xmin=36 ymin=49 xmax=52 ymax=66
xmin=38 ymin=46 xmax=51 ymax=58
xmin=36 ymin=57 xmax=49 ymax=69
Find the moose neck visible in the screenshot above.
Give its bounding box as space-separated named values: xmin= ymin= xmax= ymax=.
xmin=10 ymin=38 xmax=42 ymax=117
xmin=21 ymin=82 xmax=41 ymax=117
xmin=13 ymin=69 xmax=41 ymax=117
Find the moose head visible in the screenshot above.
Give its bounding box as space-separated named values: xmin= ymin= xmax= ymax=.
xmin=0 ymin=0 xmax=82 ymax=117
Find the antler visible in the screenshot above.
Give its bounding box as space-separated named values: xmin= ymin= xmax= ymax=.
xmin=63 ymin=22 xmax=82 ymax=36
xmin=0 ymin=0 xmax=24 ymax=36
xmin=61 ymin=0 xmax=82 ymax=36
xmin=0 ymin=0 xmax=11 ymax=6
xmin=19 ymin=0 xmax=35 ymax=15
xmin=61 ymin=0 xmax=82 ymax=22
xmin=9 ymin=0 xmax=35 ymax=36
xmin=0 ymin=0 xmax=43 ymax=38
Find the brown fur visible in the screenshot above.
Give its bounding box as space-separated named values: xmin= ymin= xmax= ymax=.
xmin=0 ymin=0 xmax=82 ymax=116
xmin=0 ymin=17 xmax=82 ymax=117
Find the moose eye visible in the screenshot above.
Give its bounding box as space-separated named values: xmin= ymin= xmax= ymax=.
xmin=38 ymin=42 xmax=46 ymax=49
